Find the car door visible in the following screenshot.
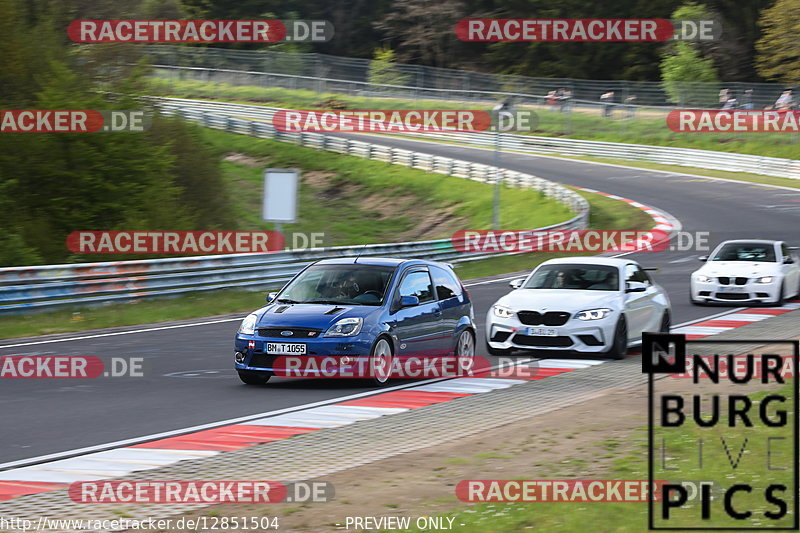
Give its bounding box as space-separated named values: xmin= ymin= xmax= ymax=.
xmin=389 ymin=268 xmax=443 ymax=360
xmin=430 ymin=265 xmax=467 ymax=356
xmin=623 ymin=263 xmax=656 ymax=339
xmin=780 ymin=243 xmax=800 ymax=297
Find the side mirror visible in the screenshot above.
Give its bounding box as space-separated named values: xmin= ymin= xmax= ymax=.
xmin=266 ymin=292 xmax=278 ymax=303
xmin=399 ymin=295 xmax=420 ymax=308
xmin=509 ymin=278 xmax=525 ymax=289
xmin=626 ymin=281 xmax=648 ymax=293
xmin=698 ymin=255 xmax=708 ymax=262
xmin=784 ymin=256 xmax=795 ymax=264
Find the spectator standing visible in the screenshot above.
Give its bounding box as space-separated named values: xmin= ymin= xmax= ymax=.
xmin=742 ymin=89 xmax=754 ymax=110
xmin=775 ymin=90 xmax=794 ymax=110
xmin=719 ymin=88 xmax=729 ymax=108
xmin=600 ymin=91 xmax=614 ymax=117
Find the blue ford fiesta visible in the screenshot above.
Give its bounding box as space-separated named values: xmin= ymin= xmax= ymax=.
xmin=234 ymin=257 xmax=475 ymax=386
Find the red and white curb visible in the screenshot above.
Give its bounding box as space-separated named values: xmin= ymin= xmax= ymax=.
xmin=0 ymin=359 xmax=605 ymax=502
xmin=672 ymin=302 xmax=800 ymax=339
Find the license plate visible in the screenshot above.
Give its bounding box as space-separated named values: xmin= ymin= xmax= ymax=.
xmin=526 ymin=327 xmax=558 ymax=337
xmin=717 ymin=286 xmax=742 ymax=292
xmin=266 ymin=342 xmax=306 ymax=355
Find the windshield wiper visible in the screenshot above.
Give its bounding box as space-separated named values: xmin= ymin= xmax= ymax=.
xmin=276 ymin=298 xmax=300 ymax=304
xmin=307 ymin=299 xmax=347 ymax=305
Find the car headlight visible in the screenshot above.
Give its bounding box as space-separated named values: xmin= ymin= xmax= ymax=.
xmin=493 ymin=305 xmax=514 ymax=318
xmin=575 ymin=308 xmax=613 ymax=321
xmin=695 ymin=275 xmax=712 ymax=283
xmin=239 ymin=313 xmax=258 ymax=335
xmin=755 ymin=276 xmax=774 ymax=284
xmin=324 ymin=317 xmax=363 ymax=337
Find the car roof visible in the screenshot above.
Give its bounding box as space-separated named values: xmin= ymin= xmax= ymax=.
xmin=538 ymin=256 xmax=632 ymax=268
xmin=716 ymin=239 xmax=779 ymax=246
xmin=314 ymin=257 xmax=447 ymax=268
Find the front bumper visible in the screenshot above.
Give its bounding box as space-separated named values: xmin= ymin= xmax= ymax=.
xmin=691 ymin=279 xmax=780 ymax=304
xmin=485 ymin=313 xmax=617 ymax=353
xmin=234 ymin=333 xmax=375 ymax=375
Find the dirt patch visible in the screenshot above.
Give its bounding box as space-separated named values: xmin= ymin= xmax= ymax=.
xmin=223 ymin=152 xmax=271 ymax=167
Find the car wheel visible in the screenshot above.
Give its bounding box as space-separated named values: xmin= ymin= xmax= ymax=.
xmin=485 ymin=341 xmax=511 ymax=357
xmin=455 ymin=330 xmax=475 ymax=374
xmin=605 ymin=318 xmax=628 ymax=360
xmin=237 ymin=370 xmax=271 ymax=385
xmin=368 ymin=337 xmax=394 ymax=386
xmin=659 ymin=311 xmax=671 ymax=333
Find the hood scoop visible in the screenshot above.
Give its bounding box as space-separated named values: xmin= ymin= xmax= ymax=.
xmin=324 ymin=306 xmax=346 ymax=315
xmin=273 ymin=305 xmax=290 ymax=313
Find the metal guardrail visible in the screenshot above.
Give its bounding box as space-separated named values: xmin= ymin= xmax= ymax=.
xmin=0 ymin=106 xmax=588 ymax=313
xmin=156 ymin=97 xmax=800 ymax=180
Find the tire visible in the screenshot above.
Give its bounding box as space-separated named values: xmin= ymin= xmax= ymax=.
xmin=774 ymin=281 xmax=786 ymax=307
xmin=368 ymin=337 xmax=394 ymax=387
xmin=485 ymin=341 xmax=512 ymax=357
xmin=455 ymin=330 xmax=475 ymax=374
xmin=237 ymin=370 xmax=271 ymax=385
xmin=605 ymin=318 xmax=628 ymax=360
xmin=659 ymin=311 xmax=671 ymax=333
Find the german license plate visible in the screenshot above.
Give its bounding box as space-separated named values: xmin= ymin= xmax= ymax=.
xmin=526 ymin=327 xmax=558 ymax=337
xmin=717 ymin=286 xmax=741 ymax=292
xmin=266 ymin=342 xmax=307 ymax=355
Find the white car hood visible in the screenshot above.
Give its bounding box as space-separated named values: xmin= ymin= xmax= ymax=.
xmin=496 ymin=289 xmax=620 ymax=312
xmin=697 ymin=261 xmax=780 ymax=277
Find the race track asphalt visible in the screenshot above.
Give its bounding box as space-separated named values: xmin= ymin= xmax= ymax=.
xmin=2 ymin=134 xmax=798 ymax=465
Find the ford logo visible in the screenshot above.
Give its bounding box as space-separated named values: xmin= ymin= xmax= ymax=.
xmin=280 ymin=330 xmax=294 ymax=337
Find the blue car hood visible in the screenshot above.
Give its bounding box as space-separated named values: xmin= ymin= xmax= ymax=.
xmin=255 ymin=303 xmax=379 ymax=329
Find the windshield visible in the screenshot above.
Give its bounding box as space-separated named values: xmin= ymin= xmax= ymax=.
xmin=711 ymin=243 xmax=776 ymax=262
xmin=277 ymin=264 xmax=396 ymax=305
xmin=523 ymin=264 xmax=619 ymax=291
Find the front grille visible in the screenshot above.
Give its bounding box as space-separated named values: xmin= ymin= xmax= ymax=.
xmin=716 ymin=293 xmax=750 ymax=300
xmin=512 ymin=334 xmax=573 ymax=347
xmin=517 ymin=311 xmax=571 ymax=326
xmin=718 ymin=277 xmax=729 ymax=285
xmin=257 ymin=327 xmax=322 ymax=338
xmin=735 ymin=277 xmax=748 ymax=285
xmin=248 ymin=354 xmax=279 ymax=368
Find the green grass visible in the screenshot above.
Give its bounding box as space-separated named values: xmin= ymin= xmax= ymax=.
xmin=202 ymin=128 xmax=573 ymax=241
xmin=148 ymin=77 xmax=800 ymax=160
xmin=397 ymin=384 xmax=795 ymax=532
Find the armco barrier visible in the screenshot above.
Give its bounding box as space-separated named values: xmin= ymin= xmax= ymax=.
xmin=0 ymin=108 xmax=588 ymax=313
xmin=154 ymin=97 xmax=800 ymax=180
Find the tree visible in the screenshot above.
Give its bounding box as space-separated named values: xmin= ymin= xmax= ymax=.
xmin=367 ymin=46 xmax=410 ymax=89
xmin=660 ymin=2 xmax=719 ymax=105
xmin=755 ymin=0 xmax=800 ymax=83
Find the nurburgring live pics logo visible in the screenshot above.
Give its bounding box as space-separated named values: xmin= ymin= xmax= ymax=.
xmin=643 ymin=333 xmax=799 ymax=530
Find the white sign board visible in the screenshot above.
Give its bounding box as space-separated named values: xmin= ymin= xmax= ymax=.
xmin=262 ymin=169 xmax=299 ymax=223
